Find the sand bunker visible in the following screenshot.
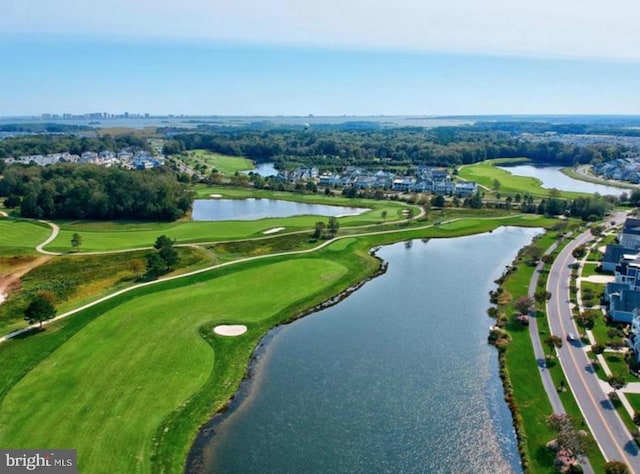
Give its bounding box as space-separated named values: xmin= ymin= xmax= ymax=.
xmin=263 ymin=227 xmax=285 ymax=235
xmin=209 ymin=194 xmax=223 ymax=198
xmin=214 ymin=324 xmax=247 ymax=336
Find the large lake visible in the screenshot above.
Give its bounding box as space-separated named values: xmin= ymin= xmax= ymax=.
xmin=499 ymin=164 xmax=624 ymax=196
xmin=192 ymin=199 xmax=368 ymax=221
xmin=188 ymin=227 xmax=541 ymax=473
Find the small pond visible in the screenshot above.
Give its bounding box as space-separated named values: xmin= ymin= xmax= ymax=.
xmin=246 ymin=162 xmax=278 ymax=177
xmin=498 ymin=164 xmax=624 ymax=196
xmin=191 ymin=199 xmax=369 ymax=221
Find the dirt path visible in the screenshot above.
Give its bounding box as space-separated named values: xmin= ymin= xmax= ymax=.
xmin=0 ymin=256 xmax=51 ymax=305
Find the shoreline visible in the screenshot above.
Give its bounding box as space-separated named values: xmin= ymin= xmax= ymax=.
xmin=184 ymin=250 xmax=389 ymax=473
xmin=561 ymin=165 xmax=640 ymax=190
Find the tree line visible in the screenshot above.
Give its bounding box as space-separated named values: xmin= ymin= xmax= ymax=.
xmin=0 ymin=164 xmax=194 ymax=221
xmin=162 ymin=125 xmax=633 ymax=170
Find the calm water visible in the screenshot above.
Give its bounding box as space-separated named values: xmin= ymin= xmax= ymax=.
xmin=499 ymin=164 xmax=624 ymax=196
xmin=189 ymin=227 xmax=541 ymax=474
xmin=247 ymin=162 xmax=278 ymax=177
xmin=191 ymin=199 xmax=368 ymax=221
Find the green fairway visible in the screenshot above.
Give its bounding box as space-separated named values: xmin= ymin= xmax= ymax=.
xmin=0 ymin=219 xmax=51 ymax=255
xmin=45 ymin=191 xmax=415 ymax=252
xmin=0 ymin=257 xmax=350 ymax=473
xmin=459 ymin=159 xmax=585 ymax=199
xmin=179 ymin=150 xmax=254 ymax=174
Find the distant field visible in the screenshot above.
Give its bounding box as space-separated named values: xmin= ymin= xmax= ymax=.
xmin=0 ymin=257 xmax=351 ymax=473
xmin=459 ymin=159 xmax=585 ymax=199
xmin=181 ymin=149 xmax=254 ymax=174
xmin=0 ymin=219 xmax=51 ymax=255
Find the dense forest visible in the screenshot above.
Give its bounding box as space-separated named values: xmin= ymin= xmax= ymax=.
xmin=0 ymin=134 xmax=149 ymax=159
xmin=0 ymin=165 xmax=193 ymax=221
xmin=161 ymin=124 xmax=632 ymax=170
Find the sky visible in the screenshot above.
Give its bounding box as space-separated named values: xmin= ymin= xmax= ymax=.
xmin=1 ymin=0 xmax=639 ymax=116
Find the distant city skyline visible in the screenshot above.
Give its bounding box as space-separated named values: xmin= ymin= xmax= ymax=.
xmin=1 ymin=1 xmax=639 ymax=116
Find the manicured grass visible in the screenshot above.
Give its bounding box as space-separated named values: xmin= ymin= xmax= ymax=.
xmin=0 ymin=213 xmax=562 ymax=473
xmin=625 ymin=393 xmax=640 ymax=412
xmin=581 ymin=263 xmax=601 ymax=278
xmin=0 ymin=219 xmax=51 ymax=255
xmin=180 ymin=149 xmax=254 ymax=174
xmin=500 ymin=230 xmax=607 ymax=473
xmin=0 ymin=255 xmax=361 ymax=473
xmin=459 ymin=160 xmax=586 ymax=199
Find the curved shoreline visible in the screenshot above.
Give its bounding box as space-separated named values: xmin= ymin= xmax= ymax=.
xmin=184 ymin=250 xmax=389 ymax=472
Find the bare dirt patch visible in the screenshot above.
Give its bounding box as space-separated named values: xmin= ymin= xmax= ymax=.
xmin=0 ymin=256 xmax=51 ymax=305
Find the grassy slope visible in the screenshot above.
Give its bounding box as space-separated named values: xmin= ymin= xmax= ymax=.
xmin=186 ymin=150 xmax=254 ymax=174
xmin=0 ymin=257 xmax=352 ymax=473
xmin=459 ymin=160 xmax=585 ymax=199
xmin=0 ymin=219 xmax=51 ymax=255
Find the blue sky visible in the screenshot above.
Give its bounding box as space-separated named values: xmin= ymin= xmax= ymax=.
xmin=1 ymin=0 xmax=639 ymax=116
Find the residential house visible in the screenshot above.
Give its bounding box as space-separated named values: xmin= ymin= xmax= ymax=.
xmin=620 ymin=218 xmax=640 ymax=248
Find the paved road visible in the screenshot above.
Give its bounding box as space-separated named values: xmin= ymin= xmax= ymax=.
xmin=546 ymin=215 xmax=640 ymax=472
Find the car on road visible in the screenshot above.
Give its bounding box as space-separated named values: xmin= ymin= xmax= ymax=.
xmin=567 ymin=333 xmax=576 ymax=342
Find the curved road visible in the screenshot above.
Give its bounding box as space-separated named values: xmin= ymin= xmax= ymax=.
xmin=546 ymin=215 xmax=640 ymax=471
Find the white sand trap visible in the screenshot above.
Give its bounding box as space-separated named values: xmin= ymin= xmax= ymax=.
xmin=214 ymin=324 xmax=247 ymax=336
xmin=263 ymin=227 xmax=285 ymax=235
xmin=209 ymin=194 xmax=223 ymax=198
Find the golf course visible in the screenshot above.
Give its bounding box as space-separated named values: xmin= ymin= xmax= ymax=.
xmin=0 ymin=186 xmax=557 ymax=473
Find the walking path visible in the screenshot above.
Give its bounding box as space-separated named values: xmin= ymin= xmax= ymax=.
xmin=4 ymin=210 xmax=523 ymax=343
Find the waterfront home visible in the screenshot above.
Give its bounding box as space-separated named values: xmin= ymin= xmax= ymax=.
xmin=620 ymin=218 xmax=640 ymax=248
xmin=455 ymin=182 xmax=478 ymax=197
xmin=602 ymin=245 xmax=639 ymax=272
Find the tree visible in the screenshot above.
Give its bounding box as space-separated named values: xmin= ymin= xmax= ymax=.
xmin=432 ymin=195 xmax=445 ymax=207
xmin=70 ymin=232 xmax=82 ymax=252
xmin=541 ymin=254 xmax=554 ymax=265
xmin=147 ymin=235 xmax=180 ymax=276
xmin=591 ymin=343 xmax=605 ymax=355
xmin=381 ymin=210 xmax=388 ymax=222
xmin=524 ymin=244 xmax=543 ymax=265
xmin=544 ymin=334 xmax=563 ymax=356
xmin=534 ymin=289 xmax=552 ymax=310
xmin=515 ymin=295 xmax=535 ymax=314
xmin=604 ymin=461 xmax=630 ymax=474
xmin=327 ymin=216 xmax=339 ymax=236
xmin=312 ymin=221 xmax=325 ymax=239
xmin=607 ymin=373 xmax=628 ymax=390
xmin=24 ymin=294 xmax=56 ymax=329
xmin=492 ymin=178 xmax=501 ymax=192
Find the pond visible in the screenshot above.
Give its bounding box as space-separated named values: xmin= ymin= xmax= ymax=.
xmin=498 ymin=164 xmax=624 ymax=196
xmin=191 ymin=198 xmax=369 ymax=221
xmin=188 ymin=227 xmax=541 ymax=473
xmin=247 ymin=162 xmax=278 ymax=177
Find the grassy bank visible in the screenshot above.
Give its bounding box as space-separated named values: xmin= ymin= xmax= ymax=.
xmin=459 ymin=159 xmax=586 ymax=199
xmin=0 ymin=219 xmax=52 ymax=256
